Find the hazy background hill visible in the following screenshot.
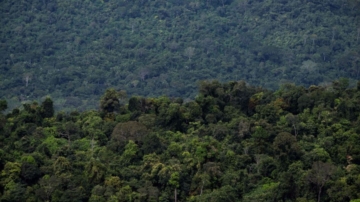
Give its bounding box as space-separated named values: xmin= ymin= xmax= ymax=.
xmin=1 ymin=0 xmax=359 ymax=110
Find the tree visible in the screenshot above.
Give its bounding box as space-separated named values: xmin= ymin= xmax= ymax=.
xmin=120 ymin=140 xmax=139 ymax=165
xmin=310 ymin=34 xmax=317 ymax=46
xmin=285 ymin=113 xmax=299 ymax=138
xmin=128 ymin=96 xmax=143 ymax=112
xmin=192 ymin=170 xmax=211 ymax=196
xmin=20 ymin=162 xmax=42 ymax=185
xmin=0 ymin=180 xmax=26 ymax=202
xmin=137 ymin=180 xmax=159 ymax=202
xmin=308 ymin=161 xmax=336 ymax=202
xmin=23 ymin=72 xmax=32 ymax=87
xmin=100 ymin=88 xmax=126 ymax=113
xmin=251 ymin=125 xmax=272 ymax=154
xmin=189 ymin=185 xmax=237 ymax=202
xmin=53 ymin=156 xmax=71 ymax=176
xmin=184 ymin=47 xmax=195 ymax=61
xmin=35 ymin=175 xmax=61 ymax=202
xmin=0 ymin=100 xmax=6 ymax=133
xmin=41 ymin=97 xmax=54 ymax=118
xmin=158 ymin=158 xmax=182 ymax=183
xmin=82 ymin=114 xmax=107 ymax=152
xmin=300 ymin=60 xmax=317 ymax=73
xmin=169 ymin=172 xmax=180 ymax=202
xmin=103 ymin=176 xmax=122 ymax=199
xmin=85 ymin=158 xmax=106 ymax=185
xmin=277 ymin=161 xmax=306 ymax=201
xmin=1 ymin=162 xmax=21 ymax=185
xmin=0 ymin=100 xmax=7 ymax=112
xmin=203 ymin=161 xmax=222 ymax=176
xmin=89 ymin=185 xmax=106 ymax=202
xmin=273 ymin=132 xmax=302 ymax=168
xmin=111 ymin=121 xmax=148 ymax=145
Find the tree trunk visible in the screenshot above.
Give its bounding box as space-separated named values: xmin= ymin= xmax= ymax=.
xmin=174 ymin=188 xmax=177 ymax=202
xmin=318 ymin=186 xmax=322 ymax=202
xmin=292 ymin=124 xmax=298 ymax=139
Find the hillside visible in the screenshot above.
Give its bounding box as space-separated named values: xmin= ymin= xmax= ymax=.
xmin=1 ymin=0 xmax=360 ymax=110
xmin=1 ymin=80 xmax=360 ymax=201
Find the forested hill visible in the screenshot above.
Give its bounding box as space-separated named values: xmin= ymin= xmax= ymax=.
xmin=1 ymin=80 xmax=360 ymax=201
xmin=1 ymin=0 xmax=360 ymax=111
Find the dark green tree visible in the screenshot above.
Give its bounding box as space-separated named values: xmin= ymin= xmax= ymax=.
xmin=100 ymin=89 xmax=126 ymax=113
xmin=41 ymin=97 xmax=54 ymax=118
xmin=0 ymin=100 xmax=7 ymax=112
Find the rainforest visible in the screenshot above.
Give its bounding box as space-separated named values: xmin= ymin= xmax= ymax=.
xmin=1 ymin=80 xmax=360 ymax=201
xmin=0 ymin=0 xmax=360 ymax=110
xmin=1 ymin=0 xmax=360 ymax=201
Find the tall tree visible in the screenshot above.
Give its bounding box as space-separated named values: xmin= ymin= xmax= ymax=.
xmin=100 ymin=89 xmax=126 ymax=114
xmin=41 ymin=97 xmax=54 ymax=118
xmin=308 ymin=161 xmax=336 ymax=202
xmin=0 ymin=100 xmax=7 ymax=112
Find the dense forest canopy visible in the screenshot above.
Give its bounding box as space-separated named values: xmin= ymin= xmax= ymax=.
xmin=1 ymin=0 xmax=360 ymax=111
xmin=1 ymin=79 xmax=360 ymax=201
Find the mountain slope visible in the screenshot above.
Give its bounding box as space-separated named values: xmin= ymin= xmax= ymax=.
xmin=1 ymin=0 xmax=359 ymax=110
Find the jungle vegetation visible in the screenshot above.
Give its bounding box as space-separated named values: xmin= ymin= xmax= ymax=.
xmin=1 ymin=0 xmax=360 ymax=110
xmin=1 ymin=79 xmax=360 ymax=201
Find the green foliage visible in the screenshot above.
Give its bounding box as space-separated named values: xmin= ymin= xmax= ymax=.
xmin=41 ymin=97 xmax=54 ymax=118
xmin=1 ymin=0 xmax=359 ymax=111
xmin=20 ymin=155 xmax=36 ymax=165
xmin=1 ymin=162 xmax=21 ymax=184
xmin=190 ymin=185 xmax=238 ymax=202
xmin=1 ymin=180 xmax=26 ymax=202
xmin=20 ymin=161 xmax=42 ymax=184
xmin=100 ymin=89 xmax=126 ymax=114
xmin=1 ymin=80 xmax=360 ymax=201
xmin=43 ymin=126 xmax=57 ymax=137
xmin=169 ymin=172 xmax=180 ymax=188
xmin=37 ymin=135 xmax=67 ymax=156
xmin=0 ymin=100 xmax=7 ymax=112
xmin=120 ymin=140 xmax=139 ymax=165
xmin=85 ymin=159 xmax=107 ymax=185
xmin=72 ymin=138 xmax=91 ymax=151
xmin=243 ymin=180 xmax=279 ymax=202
